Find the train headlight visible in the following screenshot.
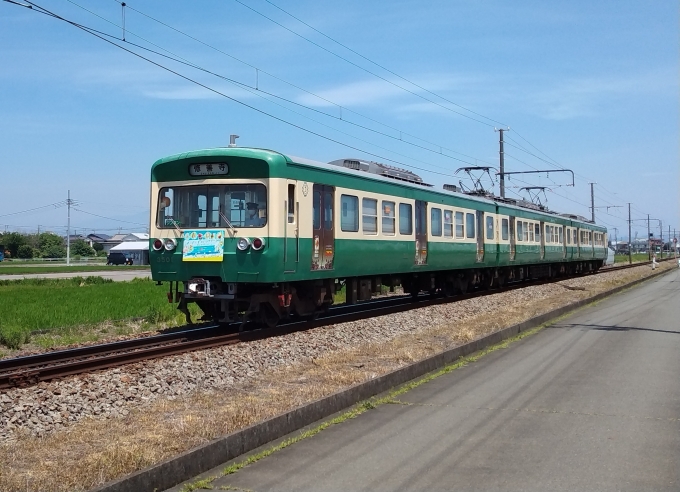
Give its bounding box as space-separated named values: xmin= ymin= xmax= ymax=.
xmin=252 ymin=237 xmax=265 ymax=251
xmin=164 ymin=238 xmax=177 ymax=251
xmin=237 ymin=237 xmax=251 ymax=251
xmin=153 ymin=239 xmax=163 ymax=251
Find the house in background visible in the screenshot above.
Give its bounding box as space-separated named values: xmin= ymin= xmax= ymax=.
xmin=107 ymin=233 xmax=150 ymax=265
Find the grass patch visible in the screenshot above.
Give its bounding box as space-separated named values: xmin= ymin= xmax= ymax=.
xmin=0 ymin=277 xmax=192 ymax=350
xmin=0 ymin=265 xmax=149 ymax=275
xmin=614 ymin=253 xmax=650 ymax=263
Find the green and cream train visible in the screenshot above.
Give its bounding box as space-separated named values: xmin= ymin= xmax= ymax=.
xmin=149 ymin=147 xmax=607 ymax=326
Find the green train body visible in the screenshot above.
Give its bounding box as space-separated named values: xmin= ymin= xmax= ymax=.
xmin=149 ymin=147 xmax=607 ymax=325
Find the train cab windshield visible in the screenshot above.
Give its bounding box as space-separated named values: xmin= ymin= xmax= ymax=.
xmin=157 ymin=184 xmax=267 ymax=228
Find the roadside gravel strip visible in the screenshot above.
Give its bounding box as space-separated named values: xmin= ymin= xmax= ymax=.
xmin=0 ymin=262 xmax=675 ymax=491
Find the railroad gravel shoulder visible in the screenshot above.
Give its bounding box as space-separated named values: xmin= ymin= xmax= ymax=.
xmin=0 ymin=262 xmax=674 ymax=492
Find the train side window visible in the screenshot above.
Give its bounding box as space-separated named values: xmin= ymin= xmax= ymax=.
xmin=313 ymin=190 xmax=321 ymax=230
xmin=324 ymin=191 xmax=333 ymax=230
xmin=455 ymin=211 xmax=464 ymax=238
xmin=501 ymin=218 xmax=509 ymax=240
xmin=399 ymin=203 xmax=413 ymax=235
xmin=523 ymin=222 xmax=529 ymax=242
xmin=340 ymin=194 xmax=359 ymax=232
xmin=517 ymin=221 xmax=523 ymax=242
xmin=546 ymin=226 xmax=552 ymax=243
xmin=431 ymin=208 xmax=442 ymax=237
xmin=466 ymin=213 xmax=475 ymax=239
xmin=382 ymin=201 xmax=396 ymax=236
xmin=287 ymin=184 xmax=295 ymax=223
xmin=486 ymin=216 xmax=494 ymax=240
xmin=362 ymin=198 xmax=378 ymax=235
xmin=444 ymin=210 xmax=453 ymax=238
xmin=532 ymin=223 xmax=537 ymax=242
xmin=559 ymin=227 xmax=563 ymax=244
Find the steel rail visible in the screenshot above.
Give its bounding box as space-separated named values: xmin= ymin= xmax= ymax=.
xmin=0 ymin=258 xmax=673 ymax=390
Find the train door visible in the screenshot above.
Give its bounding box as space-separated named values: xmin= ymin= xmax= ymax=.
xmin=311 ymin=184 xmax=335 ymax=270
xmin=509 ymin=216 xmax=516 ymax=261
xmin=576 ymin=228 xmax=581 ymax=258
xmin=539 ymin=221 xmax=545 ymax=260
xmin=284 ymin=180 xmax=299 ymax=273
xmin=415 ymin=200 xmax=427 ymax=265
xmin=561 ymin=226 xmax=567 ymax=259
xmin=476 ymin=210 xmax=485 ymax=262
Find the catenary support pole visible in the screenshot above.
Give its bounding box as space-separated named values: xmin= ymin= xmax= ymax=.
xmin=67 ymin=190 xmax=71 ymax=265
xmin=498 ymin=128 xmax=506 ymax=198
xmin=628 ymin=204 xmax=632 ymax=265
xmin=590 ymin=183 xmax=595 ymax=223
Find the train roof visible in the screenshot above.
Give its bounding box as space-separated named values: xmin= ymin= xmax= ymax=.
xmin=151 ymin=147 xmax=605 ymax=231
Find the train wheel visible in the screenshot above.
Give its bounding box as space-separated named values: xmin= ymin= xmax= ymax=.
xmin=258 ymin=303 xmax=280 ymax=329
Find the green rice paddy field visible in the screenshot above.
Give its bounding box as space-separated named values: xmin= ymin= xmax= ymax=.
xmin=0 ymin=277 xmax=188 ymax=350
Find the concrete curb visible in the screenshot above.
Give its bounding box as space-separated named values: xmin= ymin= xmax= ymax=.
xmin=92 ymin=266 xmax=674 ymax=492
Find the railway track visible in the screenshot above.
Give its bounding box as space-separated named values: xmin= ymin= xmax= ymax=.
xmin=1 ymin=258 xmax=673 ymax=391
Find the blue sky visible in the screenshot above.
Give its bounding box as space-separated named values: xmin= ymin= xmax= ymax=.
xmin=1 ymin=0 xmax=677 ymax=241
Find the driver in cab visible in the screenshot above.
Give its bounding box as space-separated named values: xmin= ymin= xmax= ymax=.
xmin=245 ymin=202 xmax=266 ymax=227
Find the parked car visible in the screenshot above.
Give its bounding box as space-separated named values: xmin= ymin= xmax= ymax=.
xmin=107 ymin=252 xmax=133 ymax=265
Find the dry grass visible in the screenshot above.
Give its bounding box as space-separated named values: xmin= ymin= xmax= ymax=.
xmin=0 ymin=263 xmax=673 ymax=492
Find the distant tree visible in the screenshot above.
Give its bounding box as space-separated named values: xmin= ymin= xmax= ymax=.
xmin=17 ymin=244 xmax=34 ymax=259
xmin=38 ymin=233 xmax=66 ymax=258
xmin=3 ymin=232 xmax=26 ymax=258
xmin=70 ymin=239 xmax=96 ymax=257
xmin=92 ymin=241 xmax=104 ymax=253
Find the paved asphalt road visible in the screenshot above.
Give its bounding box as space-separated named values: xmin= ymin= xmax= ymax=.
xmin=0 ymin=269 xmax=151 ymax=281
xmin=174 ymin=269 xmax=679 ymax=492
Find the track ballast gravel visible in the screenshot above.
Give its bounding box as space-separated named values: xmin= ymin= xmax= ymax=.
xmin=0 ymin=264 xmax=668 ymax=442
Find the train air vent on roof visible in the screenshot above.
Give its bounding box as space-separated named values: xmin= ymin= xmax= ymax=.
xmin=328 ymin=158 xmax=433 ymax=186
xmin=443 ymin=184 xmax=459 ymax=193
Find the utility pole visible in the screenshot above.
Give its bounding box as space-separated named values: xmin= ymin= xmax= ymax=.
xmin=647 ymin=214 xmax=651 ymax=261
xmin=589 ymin=183 xmax=595 ymax=223
xmin=495 ymin=128 xmax=508 ymax=198
xmin=67 ymin=190 xmax=72 ymax=265
xmin=660 ymin=220 xmax=663 ymax=259
xmin=612 ymin=227 xmax=618 ymax=252
xmin=628 ymin=203 xmax=632 ymax=265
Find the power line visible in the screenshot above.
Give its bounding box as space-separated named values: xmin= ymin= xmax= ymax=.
xmin=0 ymin=200 xmax=68 ymax=218
xmin=259 ymin=0 xmax=507 ymax=127
xmin=10 ymin=0 xmax=478 ymax=181
xmin=72 ymin=208 xmax=148 ymax=226
xmin=106 ymin=0 xmax=494 ymax=163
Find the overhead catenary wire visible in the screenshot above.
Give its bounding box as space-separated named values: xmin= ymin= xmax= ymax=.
xmin=230 ymin=0 xmax=496 ymax=128
xmin=106 ymin=0 xmax=494 ymax=163
xmin=9 ymin=0 xmax=473 ymax=181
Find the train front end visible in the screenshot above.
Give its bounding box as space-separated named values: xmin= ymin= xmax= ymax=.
xmin=149 ymin=147 xmax=286 ymax=326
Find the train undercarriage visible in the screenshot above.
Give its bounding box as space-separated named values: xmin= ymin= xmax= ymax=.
xmin=164 ymin=259 xmax=604 ymax=329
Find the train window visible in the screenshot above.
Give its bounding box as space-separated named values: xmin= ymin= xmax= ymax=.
xmin=362 ymin=198 xmax=378 ymax=235
xmin=313 ymin=190 xmax=321 ymax=230
xmin=501 ymin=218 xmax=509 ymax=240
xmin=559 ymin=227 xmax=563 ymax=244
xmin=455 ymin=211 xmax=464 ymax=238
xmin=466 ymin=213 xmax=475 ymax=239
xmin=524 ymin=222 xmax=529 ymax=242
xmin=340 ymin=195 xmax=359 ymax=232
xmin=444 ymin=210 xmax=453 ymax=238
xmin=324 ymin=191 xmax=333 ymax=231
xmin=382 ymin=201 xmax=396 ymax=236
xmin=157 ymin=184 xmax=267 ymax=229
xmin=399 ymin=203 xmax=413 ymax=235
xmin=486 ymin=216 xmax=494 ymax=240
xmin=517 ymin=221 xmax=523 ymax=242
xmin=431 ymin=208 xmax=442 ymax=237
xmin=288 ymin=184 xmax=295 ymax=223
xmin=546 ymin=226 xmax=552 ymax=243
xmin=532 ymin=223 xmax=537 ymax=242
xmin=567 ymin=229 xmax=571 ymax=244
